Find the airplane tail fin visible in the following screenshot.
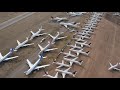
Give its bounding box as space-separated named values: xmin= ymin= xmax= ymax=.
xmin=89 ymin=43 xmax=91 ymax=45
xmin=24 ymin=71 xmax=27 ymax=74
xmin=79 ymin=60 xmax=83 ymax=65
xmin=73 ymin=71 xmax=77 ymax=77
xmin=86 ymin=51 xmax=90 ymax=53
xmin=26 ymin=37 xmax=29 ymax=41
xmin=39 ymin=26 xmax=45 ymax=31
xmin=51 ymin=16 xmax=54 ymax=19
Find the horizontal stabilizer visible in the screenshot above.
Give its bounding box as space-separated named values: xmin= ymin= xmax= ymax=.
xmin=17 ymin=40 xmax=21 ymax=45
xmin=0 ymin=52 xmax=3 ymax=59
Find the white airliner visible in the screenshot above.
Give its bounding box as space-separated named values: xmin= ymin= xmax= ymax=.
xmin=24 ymin=54 xmax=50 ymax=75
xmin=53 ymin=60 xmax=70 ymax=68
xmin=72 ymin=37 xmax=85 ymax=42
xmin=64 ymin=57 xmax=83 ymax=66
xmin=14 ymin=37 xmax=34 ymax=51
xmin=67 ymin=43 xmax=82 ymax=49
xmin=0 ymin=48 xmax=18 ymax=63
xmin=55 ymin=67 xmax=77 ymax=78
xmin=48 ymin=32 xmax=67 ymax=44
xmin=61 ymin=51 xmax=77 ymax=58
xmin=51 ymin=16 xmax=68 ymax=22
xmin=59 ymin=22 xmax=80 ymax=29
xmin=82 ymin=30 xmax=94 ymax=34
xmin=43 ymin=71 xmax=59 ymax=78
xmin=108 ymin=62 xmax=120 ymax=71
xmin=82 ymin=27 xmax=94 ymax=32
xmin=70 ymin=48 xmax=90 ymax=56
xmin=82 ymin=27 xmax=95 ymax=33
xmin=67 ymin=12 xmax=86 ymax=17
xmin=77 ymin=35 xmax=91 ymax=40
xmin=29 ymin=26 xmax=47 ymax=40
xmin=84 ymin=25 xmax=97 ymax=30
xmin=38 ymin=41 xmax=58 ymax=55
xmin=77 ymin=31 xmax=91 ymax=36
xmin=75 ymin=41 xmax=91 ymax=48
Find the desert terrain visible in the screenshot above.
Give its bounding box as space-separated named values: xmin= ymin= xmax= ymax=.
xmin=0 ymin=12 xmax=120 ymax=78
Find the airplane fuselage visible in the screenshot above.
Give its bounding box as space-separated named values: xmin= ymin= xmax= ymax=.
xmin=64 ymin=57 xmax=82 ymax=66
xmin=25 ymin=58 xmax=41 ymax=75
xmin=51 ymin=33 xmax=60 ymax=43
xmin=15 ymin=39 xmax=28 ymax=50
xmin=70 ymin=49 xmax=89 ymax=56
xmin=55 ymin=62 xmax=70 ymax=68
xmin=30 ymin=31 xmax=40 ymax=40
xmin=56 ymin=69 xmax=74 ymax=76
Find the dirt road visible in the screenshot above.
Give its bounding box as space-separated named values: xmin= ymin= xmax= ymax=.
xmin=0 ymin=12 xmax=35 ymax=30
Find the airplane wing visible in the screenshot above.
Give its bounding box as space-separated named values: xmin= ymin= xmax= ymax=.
xmin=114 ymin=68 xmax=120 ymax=71
xmin=23 ymin=43 xmax=34 ymax=47
xmin=35 ymin=64 xmax=50 ymax=70
xmin=27 ymin=59 xmax=33 ymax=68
xmin=38 ymin=44 xmax=44 ymax=51
xmin=38 ymin=33 xmax=47 ymax=36
xmin=57 ymin=36 xmax=67 ymax=40
xmin=48 ymin=34 xmax=54 ymax=39
xmin=0 ymin=52 xmax=3 ymax=59
xmin=71 ymin=22 xmax=75 ymax=24
xmin=109 ymin=62 xmax=112 ymax=67
xmin=30 ymin=31 xmax=35 ymax=35
xmin=4 ymin=56 xmax=19 ymax=61
xmin=45 ymin=48 xmax=58 ymax=52
xmin=64 ymin=67 xmax=71 ymax=72
xmin=17 ymin=40 xmax=21 ymax=45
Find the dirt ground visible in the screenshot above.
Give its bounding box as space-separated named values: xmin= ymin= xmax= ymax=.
xmin=0 ymin=12 xmax=24 ymax=23
xmin=0 ymin=12 xmax=120 ymax=78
